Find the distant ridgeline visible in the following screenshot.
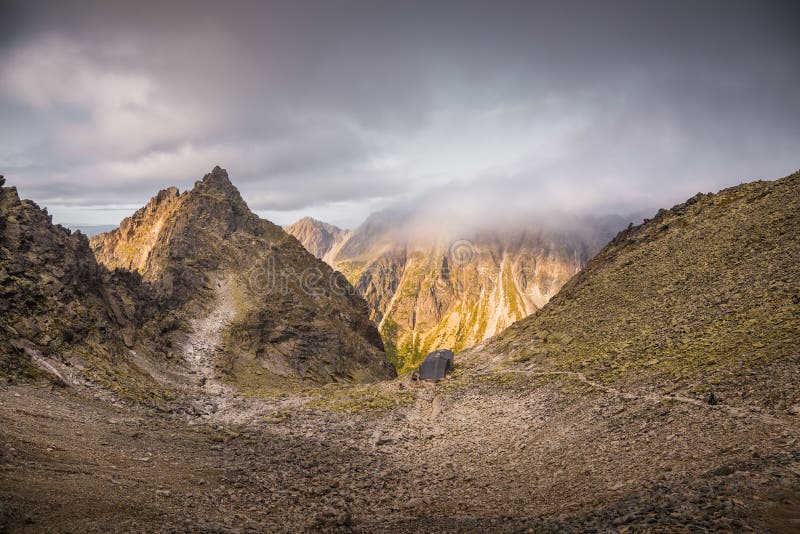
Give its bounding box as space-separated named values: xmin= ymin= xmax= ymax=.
xmin=287 ymin=211 xmax=625 ymax=372
xmin=65 ymin=224 xmax=117 ymax=237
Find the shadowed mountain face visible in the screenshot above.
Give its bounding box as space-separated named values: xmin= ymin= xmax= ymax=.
xmin=288 ymin=212 xmax=624 ymax=371
xmin=473 ymin=171 xmax=800 ymax=407
xmin=0 ymin=176 xmax=175 ymax=401
xmin=90 ymin=167 xmax=395 ymax=387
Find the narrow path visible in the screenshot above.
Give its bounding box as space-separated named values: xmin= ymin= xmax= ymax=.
xmin=180 ymin=277 xmax=308 ymax=425
xmin=183 ymin=277 xmax=238 ymax=397
xmin=491 ymin=368 xmax=787 ymax=426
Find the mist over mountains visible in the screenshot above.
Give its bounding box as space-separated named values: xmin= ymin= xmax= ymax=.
xmin=3 ymin=1 xmax=799 ymax=229
xmin=288 ymin=206 xmax=628 ymax=370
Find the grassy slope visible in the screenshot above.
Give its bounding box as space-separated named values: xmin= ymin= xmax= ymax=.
xmin=480 ymin=171 xmax=800 ymax=407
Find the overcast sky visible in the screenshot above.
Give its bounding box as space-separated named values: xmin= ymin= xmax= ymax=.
xmin=1 ymin=0 xmax=798 ymax=229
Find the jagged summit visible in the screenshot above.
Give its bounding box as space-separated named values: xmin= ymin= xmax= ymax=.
xmin=192 ymin=166 xmax=246 ymax=202
xmin=91 ymin=166 xmax=394 ymax=385
xmin=200 ymin=165 xmax=231 ymax=185
xmin=91 ymin=166 xmax=267 ymax=279
xmin=0 ymin=164 xmax=394 ymax=401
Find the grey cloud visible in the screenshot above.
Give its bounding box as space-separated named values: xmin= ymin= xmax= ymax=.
xmin=0 ymin=0 xmax=798 ymax=228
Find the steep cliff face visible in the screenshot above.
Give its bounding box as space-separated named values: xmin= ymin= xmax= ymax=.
xmin=288 ymin=212 xmax=622 ymax=370
xmin=90 ymin=187 xmax=183 ymax=274
xmin=91 ymin=167 xmax=395 ymax=386
xmin=474 ymin=171 xmax=800 ymax=407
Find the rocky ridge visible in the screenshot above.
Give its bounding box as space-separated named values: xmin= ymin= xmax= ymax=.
xmin=90 ymin=167 xmax=395 ymax=387
xmin=473 ymin=170 xmax=800 ymax=409
xmin=0 ymin=176 xmax=172 ymax=402
xmin=1 ymin=168 xmax=395 ymax=408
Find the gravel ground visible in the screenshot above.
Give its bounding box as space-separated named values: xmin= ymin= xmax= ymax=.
xmin=1 ymin=370 xmax=799 ymax=533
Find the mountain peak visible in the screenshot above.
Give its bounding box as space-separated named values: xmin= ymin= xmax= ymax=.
xmin=203 ymin=165 xmax=231 ymax=185
xmin=88 ymin=167 xmax=394 ymax=384
xmin=291 ymin=216 xmax=345 ymax=233
xmin=193 ymin=166 xmax=241 ymax=199
xmin=295 ymin=216 xmax=323 ymax=225
xmin=286 ymin=217 xmax=350 ymax=261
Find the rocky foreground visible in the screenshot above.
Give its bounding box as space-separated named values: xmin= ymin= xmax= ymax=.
xmin=1 ymin=368 xmax=799 ymax=532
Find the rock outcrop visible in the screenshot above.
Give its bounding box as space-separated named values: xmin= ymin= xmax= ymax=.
xmin=0 ymin=175 xmax=169 ymax=399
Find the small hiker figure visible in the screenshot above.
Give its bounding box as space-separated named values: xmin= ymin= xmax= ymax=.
xmin=706 ymin=391 xmax=717 ymax=405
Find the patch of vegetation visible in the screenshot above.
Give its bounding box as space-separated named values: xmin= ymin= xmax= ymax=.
xmin=218 ymin=356 xmax=311 ymax=398
xmin=334 ymin=260 xmax=367 ymax=285
xmin=305 ymin=381 xmax=413 ymax=413
xmin=379 ymin=317 xmax=401 ymax=368
xmin=80 ymin=349 xmax=178 ymax=410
